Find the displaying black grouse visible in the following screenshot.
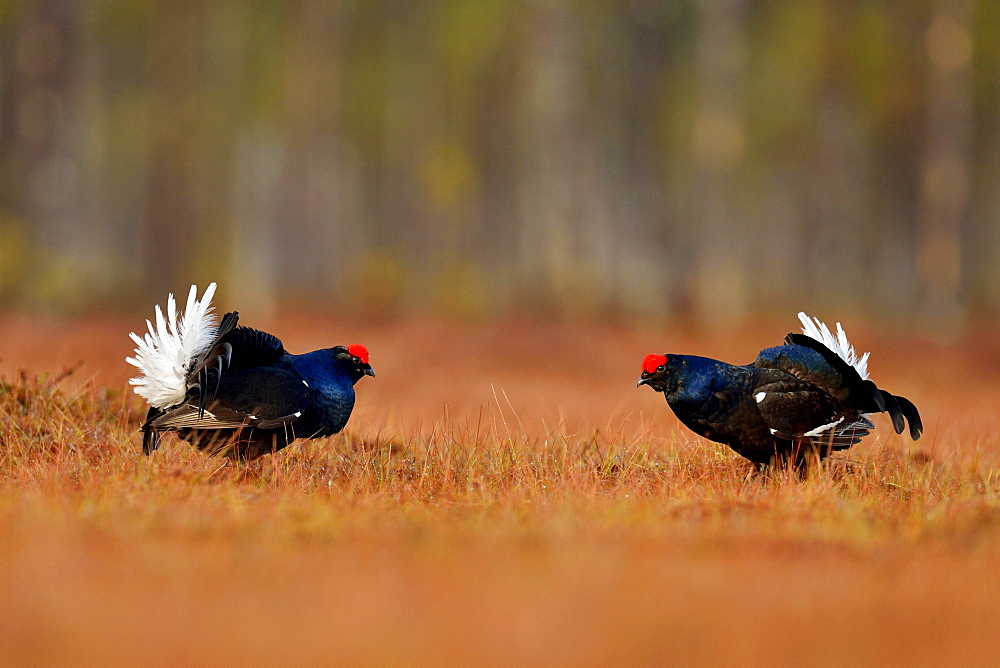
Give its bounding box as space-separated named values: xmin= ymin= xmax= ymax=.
xmin=127 ymin=284 xmax=374 ymax=460
xmin=637 ymin=313 xmax=922 ymax=467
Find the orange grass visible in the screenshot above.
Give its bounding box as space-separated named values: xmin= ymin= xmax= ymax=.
xmin=1 ymin=317 xmax=999 ymax=665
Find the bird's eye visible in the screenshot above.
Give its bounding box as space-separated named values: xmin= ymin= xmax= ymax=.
xmin=657 ymin=365 xmax=665 ymax=372
xmin=352 ymin=356 xmax=361 ymax=364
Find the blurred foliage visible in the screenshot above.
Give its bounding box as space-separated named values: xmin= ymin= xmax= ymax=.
xmin=0 ymin=0 xmax=997 ymax=326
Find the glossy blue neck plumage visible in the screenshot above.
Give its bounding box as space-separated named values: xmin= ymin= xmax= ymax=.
xmin=288 ymin=349 xmax=357 ymax=435
xmin=290 ymin=349 xmax=356 ymax=389
xmin=662 ymin=355 xmax=752 ymax=403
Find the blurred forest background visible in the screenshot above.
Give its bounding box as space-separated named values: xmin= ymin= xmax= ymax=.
xmin=0 ymin=0 xmax=997 ymax=327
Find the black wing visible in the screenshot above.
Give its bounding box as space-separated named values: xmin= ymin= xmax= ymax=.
xmin=753 ymin=376 xmax=871 ymax=452
xmin=221 ymin=326 xmax=287 ymax=369
xmin=754 ymin=335 xmax=867 ymax=402
xmin=150 ymin=367 xmax=308 ymax=433
xmin=753 ymin=375 xmax=840 ymax=438
xmin=189 ymin=320 xmax=289 ymax=417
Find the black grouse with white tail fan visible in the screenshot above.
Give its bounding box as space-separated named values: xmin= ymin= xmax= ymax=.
xmin=127 ymin=284 xmax=374 ymax=460
xmin=637 ymin=313 xmax=922 ymax=467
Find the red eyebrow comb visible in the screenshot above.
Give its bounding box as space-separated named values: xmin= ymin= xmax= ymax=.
xmin=642 ymin=354 xmax=667 ymax=374
xmin=346 ymin=344 xmax=369 ymax=364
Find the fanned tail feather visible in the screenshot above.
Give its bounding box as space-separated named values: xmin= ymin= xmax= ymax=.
xmin=796 ymin=311 xmax=922 ymax=442
xmin=126 ymin=283 xmax=219 ymax=408
xmin=797 ymin=312 xmax=869 ymax=380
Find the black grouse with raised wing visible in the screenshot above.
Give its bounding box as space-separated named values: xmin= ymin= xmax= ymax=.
xmin=127 ymin=284 xmax=374 ymax=460
xmin=637 ymin=313 xmax=921 ymax=467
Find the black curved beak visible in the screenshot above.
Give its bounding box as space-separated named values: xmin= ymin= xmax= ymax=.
xmin=637 ymin=375 xmax=649 ymax=387
xmin=364 ymin=367 xmax=376 ymax=378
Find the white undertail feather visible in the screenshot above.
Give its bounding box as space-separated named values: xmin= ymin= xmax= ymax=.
xmin=126 ymin=283 xmax=219 ymax=408
xmin=797 ymin=312 xmax=870 ymax=380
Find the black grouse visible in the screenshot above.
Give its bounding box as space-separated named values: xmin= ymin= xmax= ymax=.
xmin=637 ymin=313 xmax=922 ymax=467
xmin=127 ymin=284 xmax=374 ymax=460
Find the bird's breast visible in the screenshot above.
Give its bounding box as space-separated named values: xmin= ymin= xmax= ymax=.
xmin=299 ymin=380 xmax=355 ymax=436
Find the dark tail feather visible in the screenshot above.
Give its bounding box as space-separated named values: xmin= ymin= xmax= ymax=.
xmin=877 ymin=389 xmax=922 ymax=440
xmin=894 ymin=395 xmax=923 ymax=440
xmin=189 ymin=312 xmax=240 ymax=418
xmin=215 ymin=311 xmax=240 ymax=341
xmin=197 ymin=366 xmax=208 ymax=417
xmin=865 ymin=380 xmax=885 ymax=411
xmin=141 ymin=406 xmax=162 ymax=454
xmin=878 ymin=389 xmax=906 ymax=434
xmin=213 ymin=342 xmax=232 ymax=396
xmin=187 ymin=311 xmax=240 ymax=382
xmin=142 ymin=427 xmax=161 ymax=455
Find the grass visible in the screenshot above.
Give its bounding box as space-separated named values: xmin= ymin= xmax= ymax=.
xmin=1 ymin=316 xmax=999 ymax=665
